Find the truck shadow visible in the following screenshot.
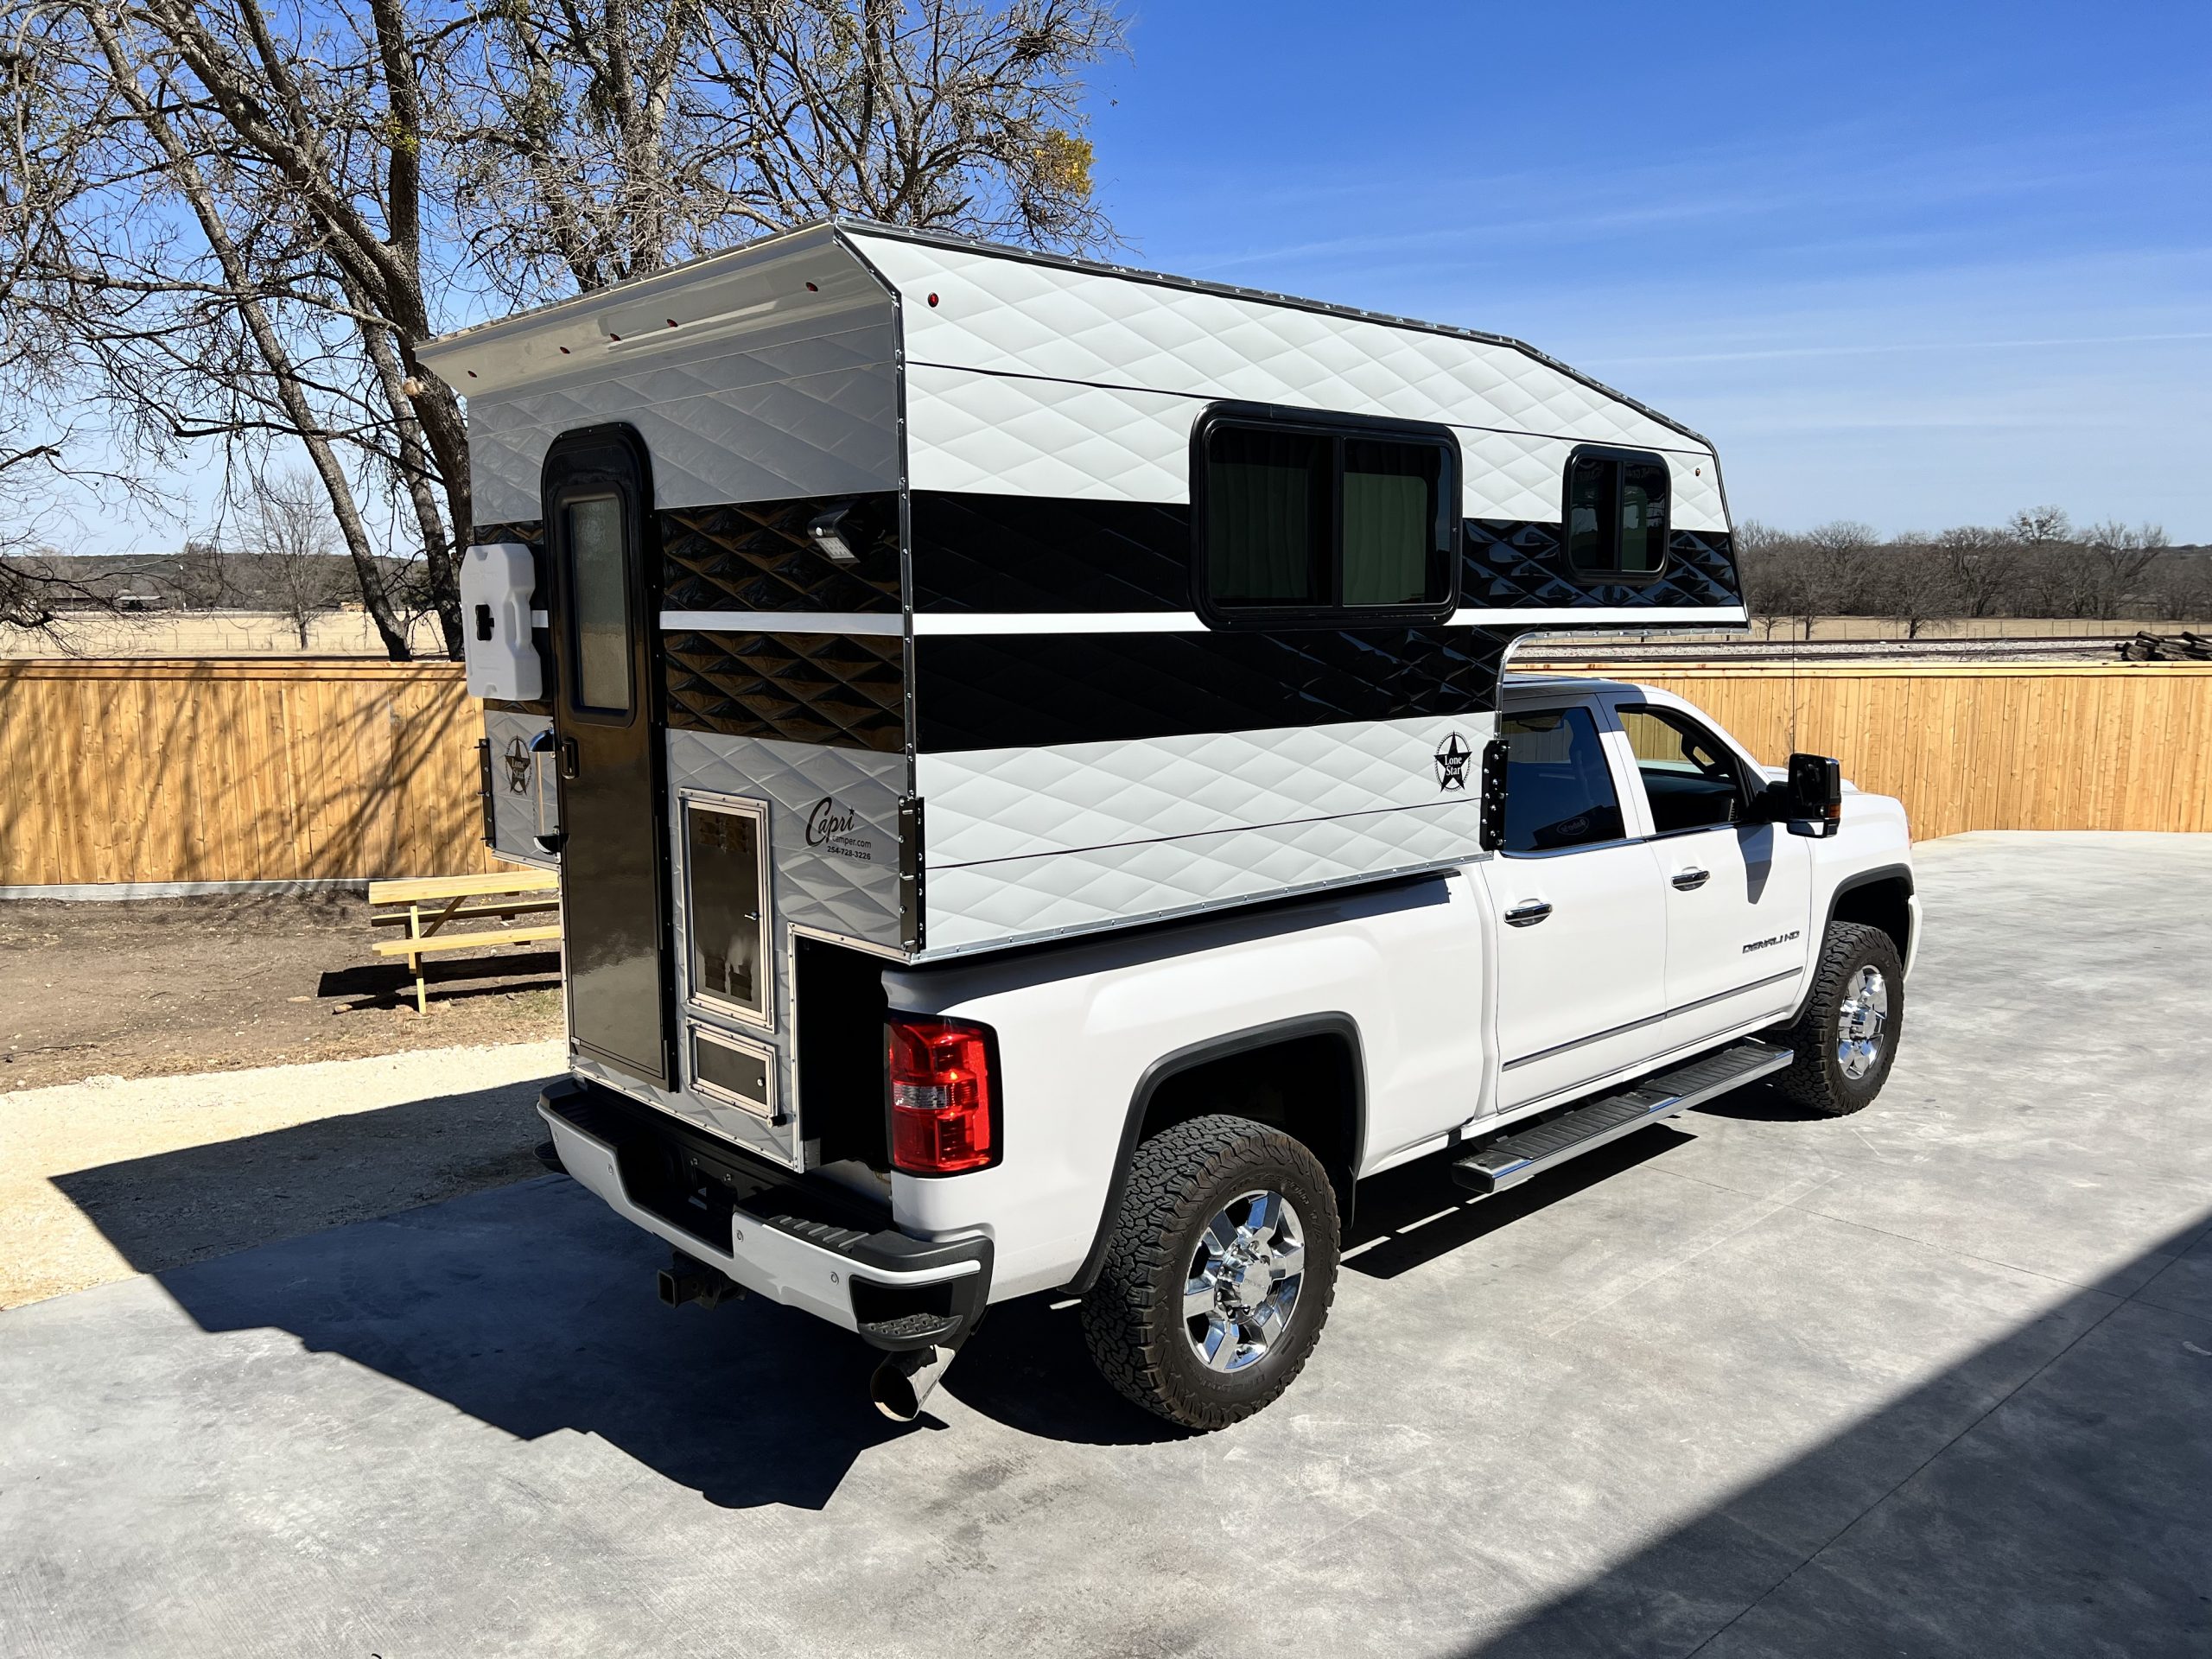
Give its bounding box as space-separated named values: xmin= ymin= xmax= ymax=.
xmin=946 ymin=1127 xmax=1700 ymax=1444
xmin=50 ymin=1100 xmax=925 ymax=1511
xmin=41 ymin=1086 xmax=1802 ymax=1487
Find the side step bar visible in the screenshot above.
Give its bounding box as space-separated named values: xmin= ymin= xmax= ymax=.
xmin=1452 ymin=1039 xmax=1794 ymax=1198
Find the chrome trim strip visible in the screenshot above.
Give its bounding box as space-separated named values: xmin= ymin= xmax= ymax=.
xmin=1502 ymin=968 xmax=1802 ymax=1072
xmin=912 ymin=611 xmax=1205 ymax=636
xmin=658 ymin=604 xmax=1748 ymax=637
xmin=1452 ymin=605 xmax=1746 ymax=626
xmin=661 ymin=610 xmax=902 ymax=636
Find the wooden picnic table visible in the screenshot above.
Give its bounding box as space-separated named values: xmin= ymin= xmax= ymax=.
xmin=369 ymin=868 xmax=562 ymax=1012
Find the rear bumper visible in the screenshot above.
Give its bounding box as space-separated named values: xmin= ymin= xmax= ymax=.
xmin=539 ymin=1077 xmax=991 ymax=1351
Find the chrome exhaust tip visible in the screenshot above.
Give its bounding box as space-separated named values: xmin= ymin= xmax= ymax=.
xmin=869 ymin=1344 xmax=957 ymax=1422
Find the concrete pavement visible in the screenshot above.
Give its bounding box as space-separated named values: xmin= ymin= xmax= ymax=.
xmin=1 ymin=833 xmax=2208 ymax=1656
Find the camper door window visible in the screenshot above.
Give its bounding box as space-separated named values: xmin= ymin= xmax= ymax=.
xmin=563 ymin=494 xmax=633 ymax=713
xmin=1562 ymin=448 xmax=1671 ymax=582
xmin=1196 ymin=409 xmax=1459 ymax=626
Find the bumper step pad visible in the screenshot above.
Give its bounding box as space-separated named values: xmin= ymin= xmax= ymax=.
xmin=1453 ymin=1039 xmax=1793 ymax=1197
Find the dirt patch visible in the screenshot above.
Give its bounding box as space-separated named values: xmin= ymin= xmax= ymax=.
xmin=0 ymin=892 xmax=563 ymax=1093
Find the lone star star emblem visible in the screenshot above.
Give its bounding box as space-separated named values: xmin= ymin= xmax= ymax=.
xmin=503 ymin=735 xmax=532 ymax=794
xmin=1433 ymin=731 xmax=1473 ymax=791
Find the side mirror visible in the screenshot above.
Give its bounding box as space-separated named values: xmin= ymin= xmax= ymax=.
xmin=1783 ymin=753 xmax=1843 ymax=838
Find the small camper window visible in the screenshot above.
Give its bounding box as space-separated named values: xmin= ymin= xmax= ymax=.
xmin=1563 ymin=448 xmax=1670 ymax=581
xmin=1198 ymin=411 xmax=1457 ymax=624
xmin=683 ymin=795 xmax=771 ymax=1027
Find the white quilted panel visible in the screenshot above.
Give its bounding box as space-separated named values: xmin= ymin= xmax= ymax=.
xmin=850 ymin=234 xmax=1712 ymax=460
xmin=917 ymin=717 xmax=1497 ymax=868
xmin=666 ymin=730 xmax=907 ymax=950
xmin=903 ymin=370 xmax=1724 ymax=528
xmin=922 ymin=799 xmax=1489 ymax=955
xmin=467 ymin=318 xmax=899 ymax=521
xmin=904 ymin=366 xmax=1192 ymax=502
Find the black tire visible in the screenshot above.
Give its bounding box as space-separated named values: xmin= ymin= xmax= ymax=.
xmin=1081 ymin=1114 xmax=1341 ymax=1432
xmin=1770 ymin=921 xmax=1905 ymax=1116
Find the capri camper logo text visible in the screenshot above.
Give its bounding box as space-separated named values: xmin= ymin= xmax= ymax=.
xmin=804 ymin=797 xmax=878 ymax=865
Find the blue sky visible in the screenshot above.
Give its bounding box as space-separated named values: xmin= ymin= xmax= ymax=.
xmin=1084 ymin=1 xmax=2212 ymax=538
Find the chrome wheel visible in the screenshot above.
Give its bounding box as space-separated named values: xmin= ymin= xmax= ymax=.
xmin=1836 ymin=964 xmax=1890 ymax=1080
xmin=1182 ymin=1189 xmax=1306 ymax=1374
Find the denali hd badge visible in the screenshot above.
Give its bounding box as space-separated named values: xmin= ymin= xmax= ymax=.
xmin=1434 ymin=731 xmax=1473 ymax=791
xmin=804 ymin=796 xmax=878 ymax=865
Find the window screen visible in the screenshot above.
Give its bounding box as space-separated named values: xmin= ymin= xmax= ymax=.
xmin=564 ymin=494 xmax=632 ymax=713
xmin=685 ymin=799 xmax=768 ymax=1021
xmin=1618 ymin=706 xmax=1745 ymax=834
xmin=1500 ymin=708 xmax=1625 ymax=853
xmin=1562 ymin=449 xmax=1670 ymax=580
xmin=1201 ymin=416 xmax=1455 ymax=620
xmin=1343 ymin=439 xmax=1445 ymax=606
xmin=1205 ymin=426 xmax=1330 ymax=606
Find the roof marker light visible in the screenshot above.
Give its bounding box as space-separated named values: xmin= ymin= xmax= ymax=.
xmin=926 ymin=292 xmax=938 ymax=307
xmin=805 ymin=281 xmax=818 ymax=292
xmin=665 ymin=317 xmax=678 ymax=328
xmin=558 ymin=345 xmax=570 ymax=354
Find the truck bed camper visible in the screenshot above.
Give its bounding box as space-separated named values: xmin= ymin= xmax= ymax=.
xmin=422 ymin=224 xmax=1910 ymax=1429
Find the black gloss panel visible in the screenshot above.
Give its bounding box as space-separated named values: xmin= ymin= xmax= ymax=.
xmin=664 ymin=630 xmax=906 ymax=751
xmin=660 ymin=495 xmax=901 ymax=613
xmin=914 ymin=627 xmax=1511 ymax=753
xmin=1462 ymin=519 xmax=1742 ymax=612
xmin=909 ymin=491 xmax=1192 ymax=613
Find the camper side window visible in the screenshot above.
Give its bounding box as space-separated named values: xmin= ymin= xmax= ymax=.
xmin=1198 ymin=413 xmax=1458 ymax=624
xmin=1563 ymin=448 xmax=1671 ymax=581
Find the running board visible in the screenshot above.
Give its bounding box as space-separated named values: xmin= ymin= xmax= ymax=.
xmin=1452 ymin=1039 xmax=1794 ymax=1198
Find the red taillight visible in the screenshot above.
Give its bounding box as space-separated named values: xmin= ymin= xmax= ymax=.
xmin=887 ymin=1016 xmax=998 ymax=1174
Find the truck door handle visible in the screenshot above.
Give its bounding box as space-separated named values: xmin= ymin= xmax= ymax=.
xmin=1503 ymin=899 xmax=1553 ymax=927
xmin=1672 ymin=867 xmax=1711 ymax=891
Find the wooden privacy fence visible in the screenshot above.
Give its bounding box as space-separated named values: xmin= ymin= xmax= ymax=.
xmin=0 ymin=658 xmax=2207 ymax=890
xmin=0 ymin=658 xmax=499 ymax=889
xmin=1560 ymin=663 xmax=2212 ymax=842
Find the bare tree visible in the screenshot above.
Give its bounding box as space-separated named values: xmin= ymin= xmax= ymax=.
xmin=1800 ymin=520 xmax=1882 ymax=621
xmin=1933 ymin=524 xmax=2023 ymax=618
xmin=2077 ymin=519 xmax=2168 ymax=620
xmin=2145 ymin=552 xmax=2212 ymax=624
xmin=240 ymin=470 xmax=351 ymax=646
xmin=2008 ymin=505 xmax=2072 ymax=545
xmin=1 ymin=0 xmax=1128 ymax=658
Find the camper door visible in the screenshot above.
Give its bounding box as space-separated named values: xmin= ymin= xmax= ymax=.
xmin=543 ymin=427 xmax=675 ymax=1088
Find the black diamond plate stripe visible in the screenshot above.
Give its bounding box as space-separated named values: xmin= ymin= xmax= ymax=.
xmin=913 ymin=627 xmax=1513 ymax=753
xmin=665 ymin=630 xmax=906 ymax=752
xmin=911 ymin=491 xmax=1192 ymax=612
xmin=660 ymin=495 xmax=901 ymax=614
xmin=1463 ymin=519 xmax=1742 ymax=611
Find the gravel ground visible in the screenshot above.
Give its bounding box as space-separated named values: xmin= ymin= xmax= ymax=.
xmin=0 ymin=1039 xmax=563 ymax=1309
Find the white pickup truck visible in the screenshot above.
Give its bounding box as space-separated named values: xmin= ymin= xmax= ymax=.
xmin=539 ymin=672 xmax=1914 ymax=1430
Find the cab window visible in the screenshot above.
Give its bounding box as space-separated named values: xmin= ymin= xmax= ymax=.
xmin=1618 ymin=705 xmax=1747 ymax=834
xmin=1499 ymin=707 xmax=1625 ymax=854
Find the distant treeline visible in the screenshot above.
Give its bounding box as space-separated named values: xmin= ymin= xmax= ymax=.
xmin=1736 ymin=507 xmax=2210 ymax=632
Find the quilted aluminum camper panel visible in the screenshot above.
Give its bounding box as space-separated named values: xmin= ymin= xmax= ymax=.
xmin=913 ymin=707 xmax=1502 ymax=956
xmin=845 ymin=232 xmax=1729 ymax=531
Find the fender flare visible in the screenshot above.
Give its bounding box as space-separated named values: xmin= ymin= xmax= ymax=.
xmin=1821 ymin=862 xmax=1915 ymax=942
xmin=1060 ymin=1013 xmax=1367 ymax=1297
